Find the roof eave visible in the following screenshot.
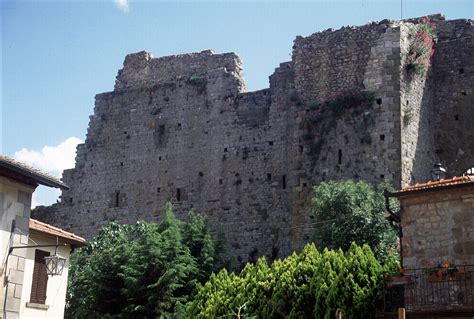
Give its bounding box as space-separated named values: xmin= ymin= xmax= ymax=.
xmin=387 ymin=181 xmax=474 ymax=198
xmin=0 ymin=161 xmax=69 ymax=190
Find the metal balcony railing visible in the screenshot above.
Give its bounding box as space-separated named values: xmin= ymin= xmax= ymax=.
xmin=384 ymin=265 xmax=474 ymax=314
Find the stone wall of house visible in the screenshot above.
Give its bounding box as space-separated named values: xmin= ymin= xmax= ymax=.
xmin=432 ymin=19 xmax=474 ymax=176
xmin=0 ymin=177 xmax=33 ymax=319
xmin=33 ymin=15 xmax=474 ymax=266
xmin=400 ymin=185 xmax=474 ymax=269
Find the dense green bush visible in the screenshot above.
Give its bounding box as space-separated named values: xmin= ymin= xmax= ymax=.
xmin=311 ymin=180 xmax=398 ymax=261
xmin=67 ymin=203 xmax=218 ymax=318
xmin=186 ymin=243 xmax=398 ymax=319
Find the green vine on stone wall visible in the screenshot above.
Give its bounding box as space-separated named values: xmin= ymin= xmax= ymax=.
xmin=403 ymin=105 xmax=414 ymax=127
xmin=302 ymin=91 xmax=375 ymax=160
xmin=406 ymin=17 xmax=437 ymax=75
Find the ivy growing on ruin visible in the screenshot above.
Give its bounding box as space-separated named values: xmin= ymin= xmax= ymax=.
xmin=302 ymin=91 xmax=376 ymax=161
xmin=406 ymin=17 xmax=437 ymax=75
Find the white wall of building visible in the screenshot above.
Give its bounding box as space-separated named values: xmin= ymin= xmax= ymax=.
xmin=19 ymin=234 xmax=71 ymax=319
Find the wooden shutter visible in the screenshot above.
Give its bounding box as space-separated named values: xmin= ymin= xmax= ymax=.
xmin=30 ymin=250 xmax=49 ymax=304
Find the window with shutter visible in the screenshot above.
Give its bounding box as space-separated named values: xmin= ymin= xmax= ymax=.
xmin=30 ymin=250 xmax=49 ymax=304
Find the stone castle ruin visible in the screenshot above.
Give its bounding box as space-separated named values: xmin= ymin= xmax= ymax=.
xmin=35 ymin=14 xmax=474 ymax=264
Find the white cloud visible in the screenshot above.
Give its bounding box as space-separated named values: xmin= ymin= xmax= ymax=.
xmin=14 ymin=137 xmax=83 ymax=178
xmin=14 ymin=137 xmax=83 ymax=208
xmin=115 ymin=0 xmax=129 ymax=12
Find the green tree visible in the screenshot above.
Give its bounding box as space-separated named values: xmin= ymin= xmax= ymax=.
xmin=67 ymin=203 xmax=218 ymax=318
xmin=186 ymin=243 xmax=397 ymax=319
xmin=311 ymin=180 xmax=397 ymax=260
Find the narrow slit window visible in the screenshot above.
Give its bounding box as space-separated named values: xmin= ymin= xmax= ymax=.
xmin=338 ymin=149 xmax=342 ymax=165
xmin=176 ymin=188 xmax=181 ymax=201
xmin=115 ymin=191 xmax=120 ymax=207
xmin=282 ymin=175 xmax=287 ymax=189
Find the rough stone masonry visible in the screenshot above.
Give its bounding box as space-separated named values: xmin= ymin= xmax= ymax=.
xmin=34 ymin=14 xmax=474 ymax=266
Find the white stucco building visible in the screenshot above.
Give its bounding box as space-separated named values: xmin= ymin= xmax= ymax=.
xmin=0 ymin=156 xmax=85 ymax=319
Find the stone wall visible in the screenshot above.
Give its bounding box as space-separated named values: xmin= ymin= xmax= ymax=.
xmin=432 ymin=19 xmax=474 ymax=176
xmin=33 ymin=15 xmax=474 ymax=266
xmin=400 ymin=185 xmax=474 ymax=268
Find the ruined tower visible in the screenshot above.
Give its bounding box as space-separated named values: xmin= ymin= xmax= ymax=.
xmin=34 ymin=15 xmax=474 ymax=264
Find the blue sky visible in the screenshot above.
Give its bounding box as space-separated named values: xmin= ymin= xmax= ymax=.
xmin=2 ymin=0 xmax=473 ymax=206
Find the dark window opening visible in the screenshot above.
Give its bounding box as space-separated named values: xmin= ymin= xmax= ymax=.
xmin=282 ymin=175 xmax=287 ymax=189
xmin=235 ymin=173 xmax=240 ymax=177
xmin=302 ymin=183 xmax=307 ymax=188
xmin=338 ymin=149 xmax=342 ymax=165
xmin=455 ymin=115 xmax=459 ymax=121
xmin=406 ymin=100 xmax=409 ymax=106
xmin=268 ymin=141 xmax=274 ymax=146
xmin=380 ymin=134 xmax=385 ymax=141
xmin=157 ymin=187 xmax=161 ymax=193
xmin=69 ymin=198 xmax=73 ymax=203
xmin=123 ymin=131 xmax=127 ymax=135
xmin=299 ymin=145 xmax=304 ymax=153
xmin=459 ymin=68 xmax=464 ymax=74
xmin=30 ymin=250 xmax=50 ymax=304
xmin=461 ymin=91 xmax=467 ymax=96
xmin=158 ymin=156 xmax=162 ymax=161
xmin=177 ymin=123 xmax=182 ymax=127
xmin=267 ymin=173 xmax=272 ymax=181
xmin=158 ymin=125 xmax=165 ymax=135
xmin=224 ymin=148 xmax=228 ymax=152
xmin=176 ymin=188 xmax=181 ymax=202
xmin=199 ymin=172 xmax=203 ymax=177
xmin=380 ymin=174 xmax=385 ymax=179
xmin=114 ymin=191 xmax=120 ymax=207
xmin=219 ymin=179 xmax=223 ymax=185
xmin=376 ymin=98 xmax=382 ymax=105
xmin=120 ymin=162 xmax=123 ymax=166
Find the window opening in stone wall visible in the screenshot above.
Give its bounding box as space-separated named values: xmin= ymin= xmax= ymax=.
xmin=199 ymin=172 xmax=203 ymax=177
xmin=282 ymin=175 xmax=287 ymax=189
xmin=69 ymin=198 xmax=73 ymax=203
xmin=338 ymin=149 xmax=342 ymax=165
xmin=455 ymin=115 xmax=459 ymax=121
xmin=158 ymin=125 xmax=165 ymax=136
xmin=267 ymin=173 xmax=272 ymax=181
xmin=461 ymin=91 xmax=467 ymax=96
xmin=380 ymin=174 xmax=385 ymax=179
xmin=120 ymin=162 xmax=123 ymax=166
xmin=302 ymin=182 xmax=307 ymax=188
xmin=157 ymin=187 xmax=161 ymax=194
xmin=380 ymin=134 xmax=385 ymax=141
xmin=299 ymin=145 xmax=303 ymax=153
xmin=376 ymin=98 xmax=382 ymax=105
xmin=219 ymin=179 xmax=223 ymax=185
xmin=159 ymin=156 xmax=162 ymax=161
xmin=224 ymin=148 xmax=228 ymax=152
xmin=269 ymin=141 xmax=273 ymax=146
xmin=459 ymin=68 xmax=464 ymax=74
xmin=176 ymin=188 xmax=181 ymax=201
xmin=115 ymin=191 xmax=120 ymax=207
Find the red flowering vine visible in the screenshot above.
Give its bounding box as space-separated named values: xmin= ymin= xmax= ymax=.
xmin=406 ymin=17 xmax=437 ymax=75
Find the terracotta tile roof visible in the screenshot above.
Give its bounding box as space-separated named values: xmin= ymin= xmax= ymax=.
xmin=0 ymin=155 xmax=68 ymax=190
xmin=29 ymin=218 xmax=86 ymax=247
xmin=395 ymin=175 xmax=474 ymax=195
